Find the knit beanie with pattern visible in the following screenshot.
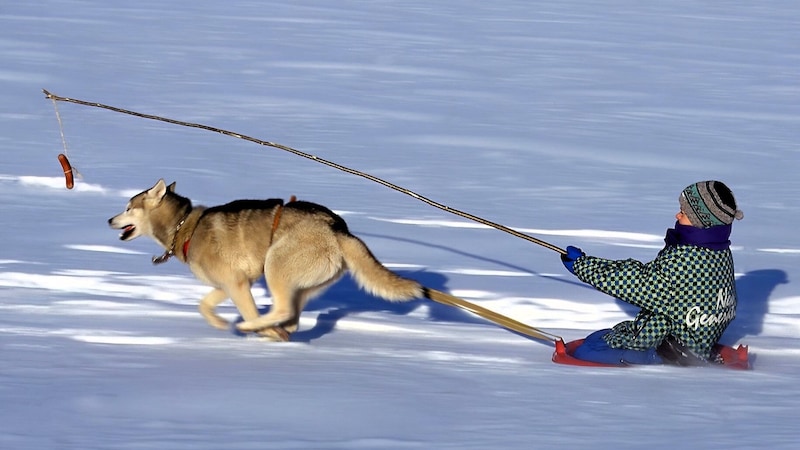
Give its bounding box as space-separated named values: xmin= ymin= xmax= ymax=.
xmin=679 ymin=181 xmax=744 ymax=228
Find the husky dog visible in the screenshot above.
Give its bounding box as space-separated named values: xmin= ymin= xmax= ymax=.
xmin=109 ymin=179 xmax=424 ymax=341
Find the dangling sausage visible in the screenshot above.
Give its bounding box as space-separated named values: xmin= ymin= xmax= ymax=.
xmin=57 ymin=153 xmax=74 ymax=189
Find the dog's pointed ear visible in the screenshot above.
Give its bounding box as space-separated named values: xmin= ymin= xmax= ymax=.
xmin=167 ymin=182 xmax=177 ymax=193
xmin=147 ymin=179 xmax=168 ymax=200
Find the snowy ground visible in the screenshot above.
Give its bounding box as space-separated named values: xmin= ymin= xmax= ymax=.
xmin=2 ymin=1 xmax=799 ymax=449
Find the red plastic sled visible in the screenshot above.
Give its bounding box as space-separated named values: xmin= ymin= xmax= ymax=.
xmin=552 ymin=338 xmax=750 ymax=370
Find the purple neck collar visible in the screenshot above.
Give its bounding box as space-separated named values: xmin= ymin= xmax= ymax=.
xmin=665 ymin=222 xmax=732 ymax=251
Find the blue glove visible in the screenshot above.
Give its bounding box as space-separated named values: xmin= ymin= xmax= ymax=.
xmin=560 ymin=246 xmax=585 ymax=275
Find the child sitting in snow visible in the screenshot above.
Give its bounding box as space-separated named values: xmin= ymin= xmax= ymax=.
xmin=560 ymin=181 xmax=744 ymax=366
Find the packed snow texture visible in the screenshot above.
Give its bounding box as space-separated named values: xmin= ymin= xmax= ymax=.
xmin=1 ymin=1 xmax=799 ymax=449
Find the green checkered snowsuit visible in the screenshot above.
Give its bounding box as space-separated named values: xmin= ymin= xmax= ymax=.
xmin=573 ymin=244 xmax=737 ymax=359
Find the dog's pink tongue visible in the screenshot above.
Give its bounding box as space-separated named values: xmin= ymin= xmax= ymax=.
xmin=121 ymin=225 xmax=135 ymax=239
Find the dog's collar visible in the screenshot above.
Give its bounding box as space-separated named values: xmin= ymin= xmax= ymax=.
xmin=152 ymin=211 xmax=191 ymax=265
xmin=182 ymin=239 xmax=191 ymax=261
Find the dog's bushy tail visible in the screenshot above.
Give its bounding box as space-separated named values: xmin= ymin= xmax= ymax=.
xmin=337 ymin=233 xmax=423 ymax=302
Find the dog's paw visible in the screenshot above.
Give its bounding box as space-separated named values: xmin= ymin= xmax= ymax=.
xmin=256 ymin=327 xmax=290 ymax=342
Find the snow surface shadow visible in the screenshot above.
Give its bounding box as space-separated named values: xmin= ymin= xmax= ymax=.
xmin=722 ymin=269 xmax=788 ymax=345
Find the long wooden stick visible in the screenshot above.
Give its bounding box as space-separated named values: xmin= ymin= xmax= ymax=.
xmin=42 ymin=89 xmax=566 ymax=255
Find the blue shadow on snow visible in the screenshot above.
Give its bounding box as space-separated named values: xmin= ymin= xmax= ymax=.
xmin=721 ymin=269 xmax=788 ymax=345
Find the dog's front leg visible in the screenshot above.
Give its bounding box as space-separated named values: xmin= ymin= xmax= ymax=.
xmin=198 ymin=288 xmax=231 ymax=330
xmin=226 ymin=280 xmax=263 ymax=325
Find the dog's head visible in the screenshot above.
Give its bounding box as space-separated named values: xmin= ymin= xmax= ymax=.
xmin=108 ymin=179 xmax=177 ymax=241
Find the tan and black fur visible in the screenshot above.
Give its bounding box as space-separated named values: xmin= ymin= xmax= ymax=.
xmin=109 ymin=179 xmax=423 ymax=341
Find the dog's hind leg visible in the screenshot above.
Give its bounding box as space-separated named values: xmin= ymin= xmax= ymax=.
xmin=198 ymin=288 xmax=231 ymax=330
xmin=237 ymin=239 xmax=345 ymax=334
xmin=282 ymin=269 xmax=345 ymax=333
